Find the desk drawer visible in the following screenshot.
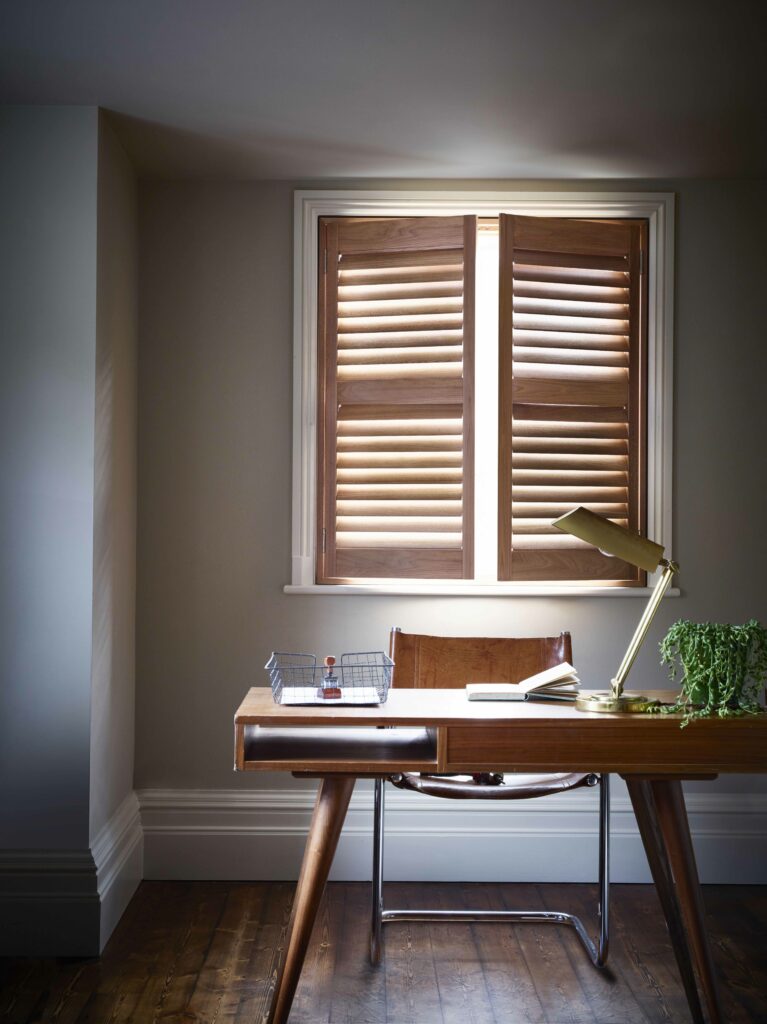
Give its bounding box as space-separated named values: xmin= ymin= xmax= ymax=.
xmin=445 ymin=721 xmax=767 ymax=774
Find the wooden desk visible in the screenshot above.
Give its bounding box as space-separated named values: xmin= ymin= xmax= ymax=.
xmin=234 ymin=688 xmax=767 ymax=1024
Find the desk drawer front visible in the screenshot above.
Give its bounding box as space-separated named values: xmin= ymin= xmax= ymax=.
xmin=445 ymin=722 xmax=767 ymax=774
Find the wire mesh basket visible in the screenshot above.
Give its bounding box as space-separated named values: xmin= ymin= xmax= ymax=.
xmin=266 ymin=651 xmax=393 ymax=705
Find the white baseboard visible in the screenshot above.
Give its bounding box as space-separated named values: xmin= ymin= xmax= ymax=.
xmin=139 ymin=785 xmax=767 ymax=885
xmin=92 ymin=790 xmax=144 ymax=950
xmin=0 ymin=791 xmax=143 ymax=956
xmin=3 ymin=783 xmax=763 ymax=955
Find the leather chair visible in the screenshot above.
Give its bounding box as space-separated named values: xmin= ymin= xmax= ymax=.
xmin=370 ymin=628 xmax=609 ymax=968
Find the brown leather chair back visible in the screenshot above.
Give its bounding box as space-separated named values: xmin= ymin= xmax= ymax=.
xmin=389 ymin=629 xmax=572 ymax=689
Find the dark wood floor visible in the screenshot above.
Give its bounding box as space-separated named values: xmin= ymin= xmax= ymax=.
xmin=1 ymin=881 xmax=766 ymax=1023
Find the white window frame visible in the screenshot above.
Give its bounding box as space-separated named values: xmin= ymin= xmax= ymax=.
xmin=287 ymin=189 xmax=675 ymax=596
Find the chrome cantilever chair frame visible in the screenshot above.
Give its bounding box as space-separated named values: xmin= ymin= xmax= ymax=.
xmin=371 ymin=772 xmax=610 ymax=968
xmin=369 ymin=628 xmax=610 ymax=969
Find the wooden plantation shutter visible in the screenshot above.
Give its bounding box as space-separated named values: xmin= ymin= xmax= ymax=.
xmin=498 ymin=215 xmax=647 ymax=583
xmin=317 ymin=216 xmax=476 ymax=582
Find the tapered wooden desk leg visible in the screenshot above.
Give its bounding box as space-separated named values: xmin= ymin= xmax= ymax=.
xmin=651 ymin=779 xmax=724 ymax=1024
xmin=625 ymin=778 xmax=705 ymax=1024
xmin=265 ymin=774 xmax=356 ymax=1024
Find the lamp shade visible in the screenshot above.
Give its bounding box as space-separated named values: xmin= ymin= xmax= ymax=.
xmin=551 ymin=506 xmax=664 ymax=573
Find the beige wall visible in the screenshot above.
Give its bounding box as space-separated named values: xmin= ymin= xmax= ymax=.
xmin=90 ymin=114 xmax=138 ymax=842
xmin=136 ymin=178 xmax=767 ymax=797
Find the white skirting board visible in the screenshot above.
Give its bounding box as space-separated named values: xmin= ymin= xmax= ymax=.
xmin=139 ymin=785 xmax=767 ymax=884
xmin=92 ymin=790 xmax=144 ymax=950
xmin=0 ymin=791 xmax=143 ymax=956
xmin=2 ymin=784 xmax=764 ymax=955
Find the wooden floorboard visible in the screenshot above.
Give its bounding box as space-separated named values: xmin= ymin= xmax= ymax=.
xmin=469 ymin=884 xmax=545 ymax=1024
xmin=381 ymin=882 xmax=442 ymax=1024
xmin=1 ymin=881 xmax=766 ymax=1024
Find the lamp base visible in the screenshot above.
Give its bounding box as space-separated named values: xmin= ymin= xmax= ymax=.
xmin=574 ymin=690 xmax=653 ymax=714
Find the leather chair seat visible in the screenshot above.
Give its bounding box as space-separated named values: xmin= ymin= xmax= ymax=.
xmin=390 ymin=770 xmax=596 ymax=799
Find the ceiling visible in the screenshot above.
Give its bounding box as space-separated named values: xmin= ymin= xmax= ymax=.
xmin=1 ymin=0 xmax=765 ymax=180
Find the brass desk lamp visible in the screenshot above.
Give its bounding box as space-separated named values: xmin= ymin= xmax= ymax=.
xmin=552 ymin=507 xmax=679 ymax=713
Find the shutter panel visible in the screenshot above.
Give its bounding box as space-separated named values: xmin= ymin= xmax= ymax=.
xmin=318 ymin=216 xmax=475 ymax=582
xmin=498 ymin=215 xmax=647 ymax=583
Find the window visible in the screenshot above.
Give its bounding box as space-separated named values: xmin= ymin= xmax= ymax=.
xmin=290 ymin=192 xmax=674 ymax=595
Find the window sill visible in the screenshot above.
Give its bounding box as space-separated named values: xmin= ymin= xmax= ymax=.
xmin=284 ymin=583 xmax=681 ymax=598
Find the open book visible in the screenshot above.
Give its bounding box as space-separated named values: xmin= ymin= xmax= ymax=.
xmin=466 ymin=662 xmax=579 ymax=702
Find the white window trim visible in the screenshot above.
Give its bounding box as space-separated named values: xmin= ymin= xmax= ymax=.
xmin=288 ymin=189 xmax=675 ymax=597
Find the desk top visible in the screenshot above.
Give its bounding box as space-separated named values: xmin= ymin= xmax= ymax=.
xmin=235 ymin=687 xmax=683 ymax=726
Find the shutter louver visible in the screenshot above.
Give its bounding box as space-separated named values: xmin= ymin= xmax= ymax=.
xmin=499 ymin=216 xmax=647 ymax=583
xmin=318 ymin=217 xmax=475 ymax=581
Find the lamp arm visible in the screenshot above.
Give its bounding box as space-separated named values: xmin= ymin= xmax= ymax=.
xmin=611 ymin=559 xmax=679 ymax=697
